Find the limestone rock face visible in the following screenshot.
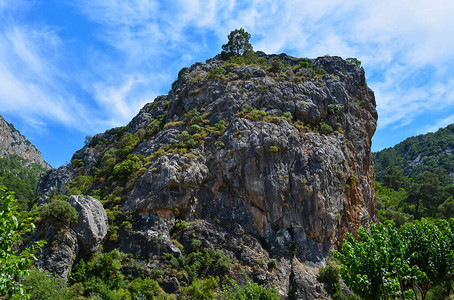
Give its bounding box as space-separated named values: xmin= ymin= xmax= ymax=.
xmin=67 ymin=195 xmax=109 ymax=254
xmin=37 ymin=52 xmax=377 ymax=296
xmin=0 ymin=115 xmax=51 ymax=169
xmin=33 ymin=195 xmax=108 ymax=281
xmin=33 ymin=225 xmax=78 ymax=282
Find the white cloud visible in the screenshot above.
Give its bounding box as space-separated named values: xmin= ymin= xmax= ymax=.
xmin=0 ymin=26 xmax=78 ymax=127
xmin=426 ymin=115 xmax=454 ymax=133
xmin=92 ymin=73 xmax=159 ymax=128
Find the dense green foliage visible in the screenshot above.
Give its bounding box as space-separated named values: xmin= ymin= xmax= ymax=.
xmin=317 ymin=263 xmax=345 ymax=300
xmin=0 ymin=154 xmax=47 ymax=209
xmin=375 ymin=166 xmax=454 ymax=224
xmin=220 ymin=274 xmax=279 ymax=300
xmin=16 ymin=245 xmax=278 ymax=299
xmin=221 ymin=28 xmax=253 ymax=58
xmin=336 ymin=220 xmax=454 ymax=300
xmin=23 ymin=269 xmax=80 ymax=299
xmin=37 ymin=198 xmax=78 ymax=226
xmin=374 ymin=124 xmax=454 ymax=224
xmin=0 ymin=186 xmax=45 ymax=299
xmin=68 ymin=249 xmax=167 ymax=299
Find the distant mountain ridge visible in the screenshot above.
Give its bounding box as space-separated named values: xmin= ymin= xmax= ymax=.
xmin=373 ymin=123 xmax=454 ymax=180
xmin=0 ymin=115 xmax=51 ymax=169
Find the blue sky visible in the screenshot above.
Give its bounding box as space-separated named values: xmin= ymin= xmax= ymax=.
xmin=1 ymin=0 xmax=454 ymax=167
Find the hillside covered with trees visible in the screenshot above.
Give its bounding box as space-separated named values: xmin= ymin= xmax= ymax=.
xmin=0 ymin=115 xmax=50 ymax=210
xmin=373 ymin=123 xmax=454 ymax=224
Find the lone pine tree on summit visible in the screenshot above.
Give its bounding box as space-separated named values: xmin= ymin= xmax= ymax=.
xmin=221 ymin=28 xmax=253 ymax=57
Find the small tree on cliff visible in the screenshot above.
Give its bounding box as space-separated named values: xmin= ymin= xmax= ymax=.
xmin=221 ymin=28 xmax=253 ymax=58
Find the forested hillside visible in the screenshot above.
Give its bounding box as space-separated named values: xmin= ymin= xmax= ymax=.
xmin=0 ymin=154 xmax=47 ymax=209
xmin=374 ymin=124 xmax=454 ymax=180
xmin=0 ymin=115 xmax=50 ymax=209
xmin=373 ymin=123 xmax=454 ymax=224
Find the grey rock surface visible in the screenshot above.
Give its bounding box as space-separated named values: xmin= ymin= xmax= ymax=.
xmin=32 ymin=195 xmax=108 ymax=281
xmin=67 ymin=195 xmax=109 ymax=254
xmin=33 ymin=225 xmax=78 ymax=282
xmin=36 ymin=52 xmax=377 ymax=297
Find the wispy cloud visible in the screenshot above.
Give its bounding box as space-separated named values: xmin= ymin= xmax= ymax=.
xmin=91 ymin=73 xmax=162 ymax=128
xmin=426 ymin=114 xmax=454 ymax=134
xmin=0 ymin=25 xmax=79 ymax=128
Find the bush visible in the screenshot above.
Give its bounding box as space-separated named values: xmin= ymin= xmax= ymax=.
xmin=208 ymin=67 xmax=226 ymax=78
xmin=269 ymin=58 xmax=284 ymax=73
xmin=214 ymin=120 xmax=227 ymax=133
xmin=268 ymin=146 xmax=279 ymax=152
xmin=239 ymin=105 xmax=267 ymax=121
xmin=180 ymin=277 xmax=219 ymax=300
xmin=317 ymin=264 xmax=341 ymax=291
xmin=38 ymin=199 xmax=78 ymax=226
xmin=328 ymin=104 xmax=340 ymax=115
xmin=191 ymin=238 xmax=202 ymax=251
xmin=346 ymin=57 xmax=361 ymax=66
xmin=116 ymin=132 xmax=140 ymax=158
xmin=67 ymin=175 xmax=93 ymax=196
xmin=214 ymin=141 xmax=225 ymax=149
xmin=221 ymin=274 xmax=279 ymax=300
xmin=175 ymin=219 xmax=188 ymax=231
xmin=189 ymin=124 xmax=204 ymax=134
xmin=112 ymin=153 xmax=144 ymax=180
xmin=319 ymin=122 xmax=334 ymax=134
xmin=174 ymin=131 xmax=198 ymax=149
xmin=268 ymin=258 xmax=277 ymax=269
xmin=296 ymin=61 xmax=327 ymax=75
xmin=282 ymin=112 xmax=293 ymax=121
xmin=210 ymin=250 xmax=233 ymax=276
xmin=130 ymin=277 xmax=162 ymax=299
xmin=146 ymin=115 xmax=166 ymax=136
xmin=23 ymin=269 xmax=78 ymax=300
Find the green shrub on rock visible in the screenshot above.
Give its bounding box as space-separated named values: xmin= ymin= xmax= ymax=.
xmin=220 ymin=273 xmax=279 ymax=300
xmin=38 ymin=199 xmax=78 ymax=226
xmin=319 ymin=122 xmax=334 ymax=134
xmin=112 ymin=153 xmax=144 ymax=180
xmin=23 ymin=269 xmax=79 ymax=300
xmin=317 ymin=263 xmax=344 ymax=300
xmin=180 ymin=277 xmax=219 ymax=300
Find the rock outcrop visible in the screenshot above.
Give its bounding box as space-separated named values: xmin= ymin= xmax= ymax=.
xmin=67 ymin=195 xmax=109 ymax=254
xmin=33 ymin=195 xmax=108 ymax=281
xmin=0 ymin=115 xmax=51 ymax=169
xmin=36 ymin=52 xmax=377 ymax=297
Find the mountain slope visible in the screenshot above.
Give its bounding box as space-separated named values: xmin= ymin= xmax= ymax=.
xmin=373 ymin=123 xmax=454 ymax=180
xmin=35 ymin=52 xmax=377 ymax=298
xmin=0 ymin=115 xmax=50 ymax=207
xmin=0 ymin=115 xmax=50 ymax=169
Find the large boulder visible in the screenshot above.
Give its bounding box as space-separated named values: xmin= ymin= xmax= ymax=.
xmin=33 ymin=195 xmax=108 ymax=281
xmin=67 ymin=195 xmax=109 ymax=254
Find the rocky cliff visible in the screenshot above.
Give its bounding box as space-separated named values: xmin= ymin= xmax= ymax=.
xmin=36 ymin=52 xmax=377 ymax=298
xmin=0 ymin=115 xmax=51 ymax=169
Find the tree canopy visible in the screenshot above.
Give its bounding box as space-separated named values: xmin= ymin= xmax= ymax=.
xmin=221 ymin=28 xmax=253 ymax=57
xmin=335 ymin=220 xmax=454 ymax=300
xmin=0 ymin=186 xmax=45 ymax=299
